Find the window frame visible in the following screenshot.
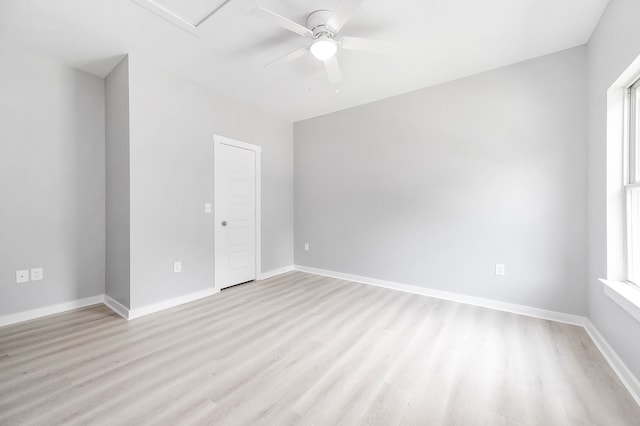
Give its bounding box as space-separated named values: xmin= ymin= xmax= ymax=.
xmin=625 ymin=77 xmax=640 ymax=286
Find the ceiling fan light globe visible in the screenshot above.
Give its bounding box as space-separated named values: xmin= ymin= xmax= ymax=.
xmin=310 ymin=37 xmax=338 ymax=61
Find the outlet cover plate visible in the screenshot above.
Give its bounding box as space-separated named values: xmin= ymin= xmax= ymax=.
xmin=31 ymin=268 xmax=43 ymax=281
xmin=16 ymin=270 xmax=29 ymax=284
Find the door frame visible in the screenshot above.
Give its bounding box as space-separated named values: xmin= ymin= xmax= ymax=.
xmin=213 ymin=134 xmax=262 ymax=290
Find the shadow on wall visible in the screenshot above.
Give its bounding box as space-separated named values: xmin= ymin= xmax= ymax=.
xmin=70 ymin=71 xmax=106 ymax=300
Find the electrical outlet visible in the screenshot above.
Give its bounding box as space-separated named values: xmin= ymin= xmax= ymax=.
xmin=304 ymin=243 xmax=309 ymax=251
xmin=173 ymin=261 xmax=182 ymax=273
xmin=31 ymin=268 xmax=43 ymax=281
xmin=495 ymin=264 xmax=505 ymax=276
xmin=16 ymin=270 xmax=29 ymax=284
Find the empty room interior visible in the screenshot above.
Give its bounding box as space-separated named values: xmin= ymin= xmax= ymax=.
xmin=3 ymin=0 xmax=640 ymax=424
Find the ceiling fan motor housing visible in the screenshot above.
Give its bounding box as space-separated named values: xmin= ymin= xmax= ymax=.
xmin=306 ymin=10 xmax=335 ymax=38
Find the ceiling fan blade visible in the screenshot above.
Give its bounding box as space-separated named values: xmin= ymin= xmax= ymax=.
xmin=324 ymin=56 xmax=342 ymax=84
xmin=265 ymin=47 xmax=308 ymax=67
xmin=252 ymin=7 xmax=313 ymax=38
xmin=340 ymin=36 xmax=394 ymax=54
xmin=327 ymin=0 xmax=366 ymax=32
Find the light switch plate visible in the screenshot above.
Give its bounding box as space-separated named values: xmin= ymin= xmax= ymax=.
xmin=495 ymin=264 xmax=505 ymax=276
xmin=16 ymin=270 xmax=29 ymax=284
xmin=31 ymin=268 xmax=43 ymax=281
xmin=205 ymin=203 xmax=212 ymax=214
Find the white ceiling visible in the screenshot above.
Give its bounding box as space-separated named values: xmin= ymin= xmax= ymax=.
xmin=147 ymin=0 xmax=232 ymax=26
xmin=0 ymin=0 xmax=609 ymax=122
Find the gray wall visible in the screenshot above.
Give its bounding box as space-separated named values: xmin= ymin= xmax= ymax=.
xmin=587 ymin=0 xmax=640 ymax=380
xmin=294 ymin=47 xmax=588 ymax=315
xmin=127 ymin=57 xmax=293 ymax=309
xmin=0 ymin=44 xmax=105 ymax=315
xmin=105 ymin=56 xmax=131 ymax=308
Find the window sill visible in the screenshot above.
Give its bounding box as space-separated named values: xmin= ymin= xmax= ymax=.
xmin=600 ymin=279 xmax=640 ymax=323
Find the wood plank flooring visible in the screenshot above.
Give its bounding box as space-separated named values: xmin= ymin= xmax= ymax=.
xmin=1 ymin=271 xmax=639 ymax=425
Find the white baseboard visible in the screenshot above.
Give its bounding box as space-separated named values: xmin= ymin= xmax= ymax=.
xmin=260 ymin=265 xmax=294 ymax=280
xmin=0 ymin=295 xmax=104 ymax=328
xmin=127 ymin=287 xmax=219 ymax=320
xmin=103 ymin=294 xmax=131 ymax=320
xmin=294 ymin=265 xmax=585 ymax=326
xmin=1 ymin=287 xmax=221 ymax=326
xmin=584 ymin=320 xmax=640 ymax=406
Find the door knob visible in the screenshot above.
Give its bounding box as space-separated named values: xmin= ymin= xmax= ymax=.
xmin=221 ymin=220 xmax=228 ymax=226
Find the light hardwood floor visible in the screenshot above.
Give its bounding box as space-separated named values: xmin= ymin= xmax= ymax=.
xmin=1 ymin=271 xmax=639 ymax=425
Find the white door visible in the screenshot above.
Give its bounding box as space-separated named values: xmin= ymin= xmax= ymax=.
xmin=214 ymin=137 xmax=260 ymax=289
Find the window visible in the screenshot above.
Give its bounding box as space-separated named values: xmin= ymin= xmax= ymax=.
xmin=626 ymin=78 xmax=640 ymax=285
xmin=601 ymin=58 xmax=640 ymax=320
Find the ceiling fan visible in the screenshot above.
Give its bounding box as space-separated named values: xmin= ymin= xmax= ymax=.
xmin=252 ymin=0 xmax=391 ymax=84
